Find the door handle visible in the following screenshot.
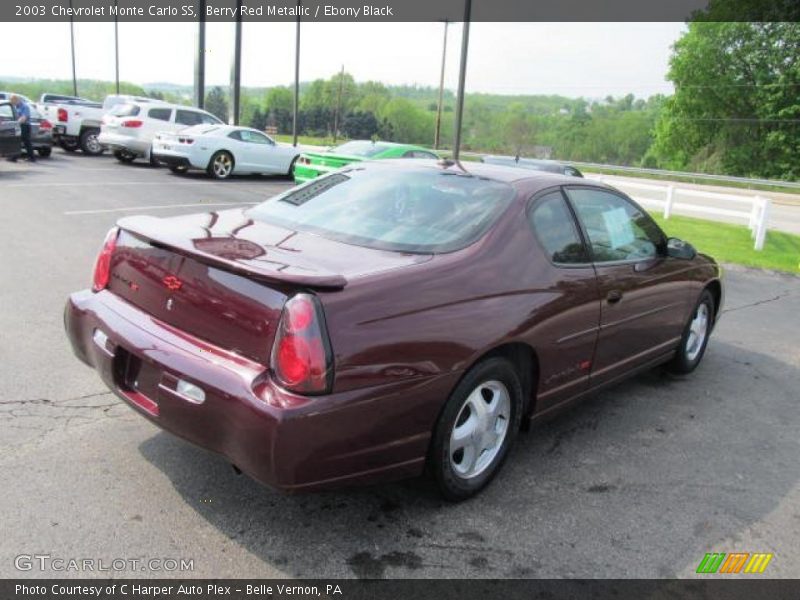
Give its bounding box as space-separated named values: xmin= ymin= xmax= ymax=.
xmin=606 ymin=290 xmax=623 ymax=304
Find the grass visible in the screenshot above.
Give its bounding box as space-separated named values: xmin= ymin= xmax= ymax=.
xmin=650 ymin=213 xmax=800 ymax=274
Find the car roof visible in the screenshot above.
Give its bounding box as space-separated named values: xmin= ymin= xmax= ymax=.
xmin=364 ymin=158 xmax=599 ymax=191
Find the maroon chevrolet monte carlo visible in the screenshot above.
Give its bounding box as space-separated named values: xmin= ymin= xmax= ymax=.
xmin=65 ymin=160 xmax=723 ymax=500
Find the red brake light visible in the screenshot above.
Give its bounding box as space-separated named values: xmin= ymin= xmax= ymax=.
xmin=92 ymin=227 xmax=119 ymax=292
xmin=122 ymin=119 xmax=143 ymax=128
xmin=271 ymin=294 xmax=332 ymax=394
xmin=57 ymin=108 xmax=68 ymax=122
xmin=40 ymin=119 xmax=53 ymax=130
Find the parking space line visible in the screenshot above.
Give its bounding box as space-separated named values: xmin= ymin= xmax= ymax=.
xmin=64 ymin=202 xmax=259 ymax=215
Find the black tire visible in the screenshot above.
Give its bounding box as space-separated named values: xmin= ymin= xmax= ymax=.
xmin=79 ymin=128 xmax=104 ymax=156
xmin=37 ymin=147 xmax=52 ymax=158
xmin=113 ymin=150 xmax=136 ymax=164
xmin=59 ymin=139 xmax=79 ymax=152
xmin=169 ymin=165 xmax=189 ymax=174
xmin=430 ymin=357 xmax=523 ymax=501
xmin=286 ymin=155 xmax=299 ymax=178
xmin=207 ymin=151 xmax=234 ymax=180
xmin=667 ymin=289 xmax=715 ymax=375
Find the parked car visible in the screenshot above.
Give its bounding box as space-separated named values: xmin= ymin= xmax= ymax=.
xmin=0 ymin=101 xmax=21 ymax=158
xmin=152 ymin=125 xmax=301 ymax=180
xmin=38 ymin=93 xmax=106 ymax=155
xmin=0 ymin=91 xmax=35 ymax=105
xmin=64 ymin=160 xmax=722 ymax=500
xmin=99 ymin=102 xmax=222 ymax=165
xmin=29 ymin=106 xmax=54 ymax=158
xmin=482 ymin=155 xmax=584 ymax=177
xmin=293 ymin=140 xmax=439 ymax=183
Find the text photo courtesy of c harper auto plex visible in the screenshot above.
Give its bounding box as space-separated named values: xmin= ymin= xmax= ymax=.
xmin=1 ymin=0 xmax=799 ymax=599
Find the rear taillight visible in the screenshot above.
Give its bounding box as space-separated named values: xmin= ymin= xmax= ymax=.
xmin=92 ymin=227 xmax=119 ymax=292
xmin=271 ymin=294 xmax=333 ymax=395
xmin=57 ymin=108 xmax=68 ymax=122
xmin=178 ymin=137 xmax=194 ymax=144
xmin=40 ymin=120 xmax=52 ymax=130
xmin=298 ymin=156 xmax=310 ymax=165
xmin=121 ymin=119 xmax=143 ymax=128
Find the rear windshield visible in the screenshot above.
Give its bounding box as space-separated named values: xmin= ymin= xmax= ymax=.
xmin=248 ymin=167 xmax=516 ymax=253
xmin=332 ymin=141 xmax=391 ymax=157
xmin=109 ymin=103 xmax=140 ymax=117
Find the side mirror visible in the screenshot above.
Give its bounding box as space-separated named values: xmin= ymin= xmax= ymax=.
xmin=667 ymin=237 xmax=696 ymax=260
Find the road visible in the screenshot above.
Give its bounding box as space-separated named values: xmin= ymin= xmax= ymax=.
xmin=1 ymin=150 xmax=799 ymax=579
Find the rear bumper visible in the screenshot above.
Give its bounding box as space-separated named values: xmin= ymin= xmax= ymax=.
xmin=64 ymin=290 xmax=454 ymax=491
xmin=154 ymin=154 xmax=192 ymax=169
xmin=98 ymin=132 xmax=150 ymax=156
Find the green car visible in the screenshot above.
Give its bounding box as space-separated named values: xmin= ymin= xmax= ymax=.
xmin=293 ymin=140 xmax=439 ymax=183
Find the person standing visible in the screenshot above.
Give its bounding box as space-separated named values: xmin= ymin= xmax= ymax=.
xmin=9 ymin=95 xmax=35 ymax=162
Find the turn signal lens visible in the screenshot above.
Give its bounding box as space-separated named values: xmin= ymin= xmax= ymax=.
xmin=92 ymin=227 xmax=119 ymax=292
xmin=271 ymin=294 xmax=332 ymax=394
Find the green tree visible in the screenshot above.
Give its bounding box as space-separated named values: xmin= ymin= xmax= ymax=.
xmin=205 ymin=87 xmax=229 ymax=123
xmin=651 ymin=22 xmax=800 ymax=179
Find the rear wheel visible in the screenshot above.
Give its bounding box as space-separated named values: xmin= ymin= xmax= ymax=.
xmin=430 ymin=357 xmax=522 ymax=501
xmin=79 ymin=128 xmax=104 ymax=155
xmin=37 ymin=147 xmax=52 ymax=158
xmin=667 ymin=289 xmax=714 ymax=374
xmin=207 ymin=151 xmax=234 ymax=180
xmin=113 ymin=150 xmax=136 ymax=164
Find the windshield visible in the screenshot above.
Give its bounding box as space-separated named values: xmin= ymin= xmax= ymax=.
xmin=248 ymin=166 xmax=516 ymax=253
xmin=331 ymin=141 xmax=391 ymax=157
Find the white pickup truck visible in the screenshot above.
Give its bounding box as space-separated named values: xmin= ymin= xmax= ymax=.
xmin=38 ymin=93 xmax=106 ymax=155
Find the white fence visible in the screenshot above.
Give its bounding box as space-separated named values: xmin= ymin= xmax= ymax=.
xmin=596 ymin=178 xmax=772 ymax=251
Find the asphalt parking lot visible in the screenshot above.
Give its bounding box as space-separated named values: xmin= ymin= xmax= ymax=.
xmin=1 ymin=150 xmax=799 ymax=579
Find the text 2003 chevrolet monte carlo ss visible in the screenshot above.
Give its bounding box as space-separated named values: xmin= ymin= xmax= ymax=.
xmin=65 ymin=160 xmax=723 ymax=500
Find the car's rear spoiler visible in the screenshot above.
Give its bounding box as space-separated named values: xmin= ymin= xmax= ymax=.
xmin=116 ymin=215 xmax=348 ymax=290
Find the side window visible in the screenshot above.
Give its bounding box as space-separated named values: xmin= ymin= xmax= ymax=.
xmin=200 ymin=112 xmax=220 ymax=125
xmin=566 ymin=188 xmax=665 ymax=263
xmin=529 ymin=191 xmax=587 ymax=264
xmin=240 ymin=130 xmax=271 ymax=144
xmin=227 ymin=130 xmax=243 ymax=141
xmin=0 ymin=104 xmax=14 ymax=120
xmin=175 ymin=110 xmax=203 ymax=126
xmin=148 ymin=107 xmax=171 ymax=121
xmin=403 ymin=150 xmax=437 ymax=159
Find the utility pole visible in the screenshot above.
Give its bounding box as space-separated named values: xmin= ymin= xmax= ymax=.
xmin=292 ymin=1 xmax=301 ymax=146
xmin=68 ymin=0 xmax=78 ymax=97
xmin=194 ymin=0 xmax=206 ymax=109
xmin=452 ymin=0 xmax=471 ymax=162
xmin=332 ymin=64 xmax=344 ymax=143
xmin=434 ymin=20 xmax=448 ymax=150
xmin=114 ymin=0 xmax=119 ymax=94
xmin=229 ymin=0 xmax=242 ymax=125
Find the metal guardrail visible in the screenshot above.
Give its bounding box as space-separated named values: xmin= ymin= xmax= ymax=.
xmin=570 ymin=161 xmax=800 ymax=192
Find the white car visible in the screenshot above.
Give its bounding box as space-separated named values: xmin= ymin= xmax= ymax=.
xmin=98 ymin=101 xmax=222 ymax=164
xmin=152 ymin=125 xmax=301 ymax=179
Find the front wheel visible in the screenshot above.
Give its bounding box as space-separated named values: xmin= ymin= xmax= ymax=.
xmin=430 ymin=357 xmax=523 ymax=501
xmin=667 ymin=289 xmax=714 ymax=374
xmin=207 ymin=151 xmax=234 ymax=180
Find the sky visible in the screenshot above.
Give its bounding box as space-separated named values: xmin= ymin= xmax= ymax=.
xmin=0 ymin=22 xmax=686 ymax=98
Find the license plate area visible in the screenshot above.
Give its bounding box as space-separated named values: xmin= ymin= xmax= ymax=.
xmin=113 ymin=347 xmax=161 ymax=416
